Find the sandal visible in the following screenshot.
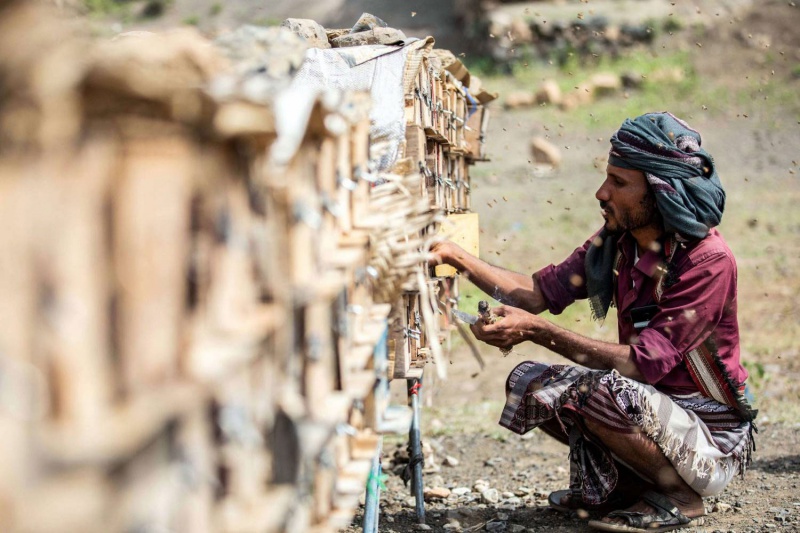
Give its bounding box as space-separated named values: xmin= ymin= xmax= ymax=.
xmin=548 ymin=489 xmax=636 ymax=515
xmin=588 ymin=490 xmax=705 ymax=532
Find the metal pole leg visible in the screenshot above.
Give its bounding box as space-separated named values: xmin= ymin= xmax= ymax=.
xmin=407 ymin=378 xmax=425 ymax=524
xmin=362 ymin=438 xmax=383 ymax=533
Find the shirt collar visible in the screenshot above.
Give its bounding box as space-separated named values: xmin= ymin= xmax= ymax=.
xmin=617 ymin=232 xmax=666 ymax=278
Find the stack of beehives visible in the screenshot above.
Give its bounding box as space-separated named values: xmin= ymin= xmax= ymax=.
xmin=0 ymin=3 xmax=494 ymax=532
xmin=391 ymin=47 xmax=496 ymax=380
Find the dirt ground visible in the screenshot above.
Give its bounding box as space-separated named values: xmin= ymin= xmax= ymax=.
xmin=338 ymin=1 xmax=800 ymax=532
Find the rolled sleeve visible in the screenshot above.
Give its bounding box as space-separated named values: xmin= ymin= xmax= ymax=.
xmin=630 ymin=328 xmax=684 ymax=384
xmin=533 ymin=233 xmax=597 ymax=315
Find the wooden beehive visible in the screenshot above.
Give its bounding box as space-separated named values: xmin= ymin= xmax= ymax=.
xmin=0 ymin=4 xmax=496 ymax=532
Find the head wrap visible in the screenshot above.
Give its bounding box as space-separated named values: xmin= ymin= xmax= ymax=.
xmin=586 ymin=112 xmax=726 ymax=320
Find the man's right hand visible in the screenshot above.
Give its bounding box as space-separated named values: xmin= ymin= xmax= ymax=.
xmin=429 ymin=240 xmax=459 ymax=267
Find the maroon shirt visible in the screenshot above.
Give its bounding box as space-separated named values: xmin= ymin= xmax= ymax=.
xmin=534 ymin=228 xmax=748 ymax=395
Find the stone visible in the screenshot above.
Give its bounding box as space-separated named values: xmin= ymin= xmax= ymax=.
xmin=509 ymin=19 xmax=534 ymax=43
xmin=503 ymin=91 xmax=536 ymax=109
xmin=331 ymin=27 xmax=406 ymax=48
xmin=713 ymin=501 xmax=733 ymax=513
xmin=406 ymin=496 xmax=417 ymax=507
xmin=422 ymin=441 xmax=434 ymax=455
xmin=424 ymin=487 xmax=452 ymax=501
xmin=558 ymin=92 xmax=580 ymax=112
xmin=503 ymin=497 xmax=523 ymax=506
xmin=589 ymin=72 xmax=622 ymax=97
xmin=620 ymin=71 xmax=644 ymax=89
xmin=473 ymin=479 xmax=490 ymax=491
xmin=529 ymin=136 xmax=562 ymax=168
xmin=605 ymin=25 xmax=621 ymax=42
xmin=443 ymin=523 xmax=462 ymax=532
xmin=650 ymin=67 xmax=685 ymax=84
xmin=485 ymin=520 xmax=507 ymax=532
xmin=413 ymin=524 xmax=433 ymax=531
xmin=444 ymin=455 xmax=460 ymax=467
xmin=501 ymin=492 xmax=515 ymax=499
xmin=213 ymin=26 xmax=308 ymax=89
xmin=351 ymin=12 xmax=389 ymax=32
xmin=280 ymin=18 xmax=330 ymax=48
xmin=452 ymin=487 xmax=472 ymax=496
xmin=535 ymin=79 xmax=562 ymax=106
xmin=481 ymin=488 xmax=500 ymax=504
xmin=508 ymin=526 xmax=526 ymax=533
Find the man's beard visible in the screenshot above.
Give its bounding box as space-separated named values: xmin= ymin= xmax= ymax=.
xmin=601 ymin=191 xmax=661 ymax=234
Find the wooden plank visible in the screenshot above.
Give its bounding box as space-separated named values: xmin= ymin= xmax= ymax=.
xmin=115 ymin=136 xmax=192 ymax=393
xmin=287 ymin=141 xmax=322 ymax=285
xmin=404 ymin=124 xmax=427 ymax=165
xmin=312 ymin=442 xmax=336 ymax=523
xmin=0 ymin=158 xmax=39 ymax=510
xmin=317 ymin=137 xmax=339 ymax=261
xmin=38 ymin=380 xmax=206 ymax=465
xmin=349 ymin=431 xmax=380 ymax=461
xmin=43 ymin=141 xmax=118 ymax=428
xmin=304 ymin=302 xmax=337 ymax=420
xmin=464 ymin=105 xmax=485 ymax=158
xmin=12 ymin=470 xmax=112 ymax=533
xmin=335 ymin=130 xmax=354 ymax=232
xmin=173 ymin=406 xmax=214 ymax=533
xmin=216 ymin=487 xmax=295 ymax=533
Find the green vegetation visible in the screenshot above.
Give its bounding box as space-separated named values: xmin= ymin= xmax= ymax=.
xmin=425 ymin=399 xmax=507 ymax=437
xmin=83 ymin=0 xmax=172 ymax=20
xmin=83 ymin=0 xmax=126 ymax=15
xmin=662 ymin=16 xmax=684 ymax=33
xmin=252 ymin=17 xmax=283 ymax=27
xmin=466 ymin=45 xmax=800 ymax=130
xmin=209 ymin=3 xmax=222 ymax=16
xmin=183 ymin=15 xmax=199 ymax=26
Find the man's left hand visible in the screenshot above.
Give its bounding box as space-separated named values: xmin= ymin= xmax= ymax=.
xmin=470 ymin=305 xmax=546 ymax=351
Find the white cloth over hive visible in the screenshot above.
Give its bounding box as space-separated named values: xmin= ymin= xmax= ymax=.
xmin=289 ymin=40 xmax=425 ymax=171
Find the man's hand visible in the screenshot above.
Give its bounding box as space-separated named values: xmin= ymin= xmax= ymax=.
xmin=470 ymin=305 xmax=543 ymax=352
xmin=429 ymin=240 xmax=461 ymax=267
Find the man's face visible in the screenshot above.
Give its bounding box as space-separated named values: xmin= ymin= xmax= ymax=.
xmin=595 ymin=164 xmax=660 ymax=234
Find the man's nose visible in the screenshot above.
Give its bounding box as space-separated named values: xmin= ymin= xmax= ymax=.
xmin=596 ymin=182 xmax=610 ymax=202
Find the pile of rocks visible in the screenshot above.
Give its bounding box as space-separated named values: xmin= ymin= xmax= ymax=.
xmin=280 ymin=13 xmax=408 ymax=49
xmin=503 ymin=71 xmax=629 ymax=112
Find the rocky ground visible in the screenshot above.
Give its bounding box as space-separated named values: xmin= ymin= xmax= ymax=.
xmin=345 ymin=423 xmax=800 ymax=533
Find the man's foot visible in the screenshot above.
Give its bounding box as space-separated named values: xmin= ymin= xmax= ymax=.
xmin=588 ymin=490 xmax=705 ymax=532
xmin=548 ymin=489 xmax=637 ymax=515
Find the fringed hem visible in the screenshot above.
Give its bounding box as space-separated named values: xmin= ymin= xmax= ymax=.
xmin=608 ymin=372 xmax=752 ymax=487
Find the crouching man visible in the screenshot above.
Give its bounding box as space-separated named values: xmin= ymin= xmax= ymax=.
xmin=433 ymin=112 xmax=756 ymax=532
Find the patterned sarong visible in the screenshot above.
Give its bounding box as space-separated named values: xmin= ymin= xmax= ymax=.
xmin=500 ymin=362 xmax=754 ymax=503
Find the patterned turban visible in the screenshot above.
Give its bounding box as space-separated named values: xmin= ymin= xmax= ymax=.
xmin=608 ymin=111 xmax=725 ymax=239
